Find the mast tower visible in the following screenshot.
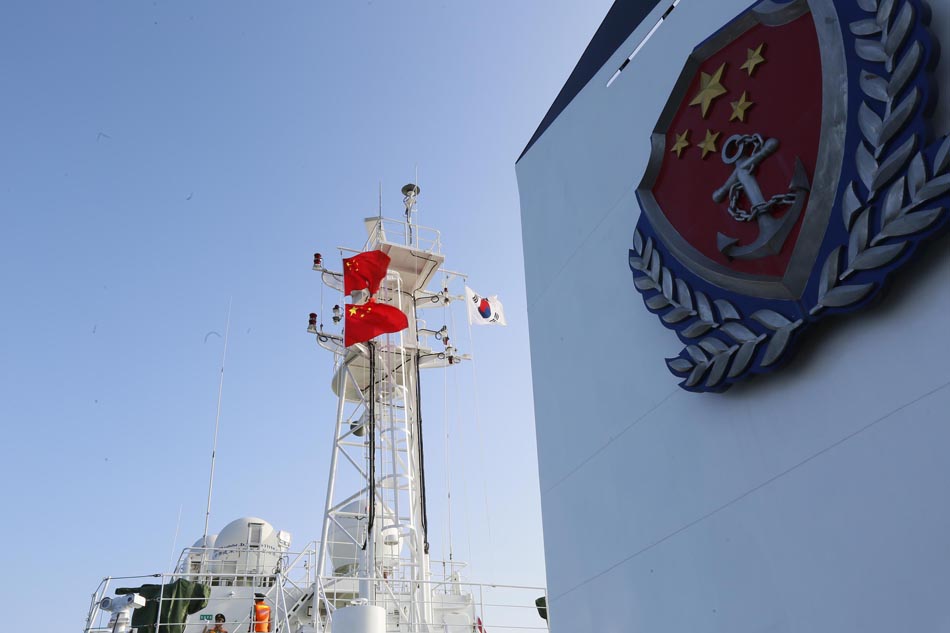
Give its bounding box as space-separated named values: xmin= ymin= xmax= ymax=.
xmin=312 ymin=185 xmax=458 ymax=632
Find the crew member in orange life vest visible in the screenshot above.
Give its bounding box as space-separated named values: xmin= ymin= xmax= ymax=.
xmin=249 ymin=594 xmax=271 ymax=632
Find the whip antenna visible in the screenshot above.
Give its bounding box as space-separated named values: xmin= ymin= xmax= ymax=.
xmin=202 ymin=298 xmax=232 ymax=555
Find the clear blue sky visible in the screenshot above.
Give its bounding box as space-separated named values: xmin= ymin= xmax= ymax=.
xmin=0 ymin=1 xmax=611 ymax=630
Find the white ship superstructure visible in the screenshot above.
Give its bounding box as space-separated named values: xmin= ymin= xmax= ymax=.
xmin=517 ymin=1 xmax=950 ymax=631
xmin=82 ymin=187 xmax=548 ymax=633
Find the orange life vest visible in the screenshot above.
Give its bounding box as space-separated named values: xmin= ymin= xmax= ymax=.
xmin=253 ymin=602 xmax=271 ymax=632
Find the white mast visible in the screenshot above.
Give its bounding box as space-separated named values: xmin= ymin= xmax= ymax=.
xmin=312 ymin=185 xmax=451 ymax=632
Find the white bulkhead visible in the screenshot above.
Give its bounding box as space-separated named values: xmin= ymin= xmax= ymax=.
xmin=517 ymin=1 xmax=950 ymax=631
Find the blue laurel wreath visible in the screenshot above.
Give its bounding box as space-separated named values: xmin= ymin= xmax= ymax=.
xmin=630 ymin=0 xmax=950 ymax=392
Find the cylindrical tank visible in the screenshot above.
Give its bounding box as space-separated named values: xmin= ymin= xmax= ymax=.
xmin=331 ymin=605 xmax=385 ymax=633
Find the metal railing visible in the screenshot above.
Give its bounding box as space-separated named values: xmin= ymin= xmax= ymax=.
xmin=364 ymin=217 xmax=442 ymax=254
xmin=84 ymin=571 xmax=305 ymax=633
xmin=84 ymin=545 xmax=318 ymax=633
xmin=315 ymin=575 xmax=549 ymax=633
xmin=85 ymin=568 xmax=548 ymax=633
xmin=175 ymin=543 xmax=317 ymax=585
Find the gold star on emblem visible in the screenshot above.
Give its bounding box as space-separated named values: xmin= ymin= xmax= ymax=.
xmin=698 ymin=129 xmax=720 ymax=159
xmin=348 ymin=306 xmax=358 ymax=316
xmin=729 ymin=91 xmax=754 ymax=122
xmin=689 ymin=62 xmax=728 ymax=118
xmin=670 ymin=129 xmax=690 ymax=158
xmin=740 ymin=43 xmax=765 ymax=76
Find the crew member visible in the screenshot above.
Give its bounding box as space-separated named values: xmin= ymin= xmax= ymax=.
xmin=203 ymin=613 xmax=228 ymax=633
xmin=250 ymin=594 xmax=271 ymax=632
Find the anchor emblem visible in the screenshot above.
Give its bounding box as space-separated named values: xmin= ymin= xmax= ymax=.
xmin=712 ymin=133 xmax=810 ymax=260
xmin=629 ymin=0 xmax=950 ymax=391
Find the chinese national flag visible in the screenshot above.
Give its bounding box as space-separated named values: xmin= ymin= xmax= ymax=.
xmin=344 ymin=300 xmax=409 ymax=347
xmin=343 ymin=250 xmax=390 ymax=295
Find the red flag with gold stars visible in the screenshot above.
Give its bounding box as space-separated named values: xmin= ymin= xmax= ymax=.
xmin=344 ymin=300 xmax=409 ymax=347
xmin=343 ymin=250 xmax=390 ymax=295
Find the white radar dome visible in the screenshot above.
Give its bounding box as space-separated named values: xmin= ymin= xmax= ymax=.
xmin=192 ymin=534 xmax=217 ymax=549
xmin=179 ymin=534 xmax=218 ymax=575
xmin=212 ymin=517 xmax=291 ymax=576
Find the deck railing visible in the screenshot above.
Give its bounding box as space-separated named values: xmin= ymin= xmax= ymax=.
xmin=316 ymin=574 xmax=549 ymax=633
xmin=363 ymin=217 xmax=442 ymax=253
xmin=83 ymin=544 xmax=317 ymax=633
xmin=84 ymin=538 xmax=548 ymax=633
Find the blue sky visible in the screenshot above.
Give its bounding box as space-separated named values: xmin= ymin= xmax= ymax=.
xmin=0 ymin=1 xmax=611 ymax=630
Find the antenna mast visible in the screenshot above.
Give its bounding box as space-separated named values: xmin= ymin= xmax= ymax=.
xmin=202 ymin=298 xmax=232 ymax=552
xmin=401 ymin=183 xmax=420 ymax=246
xmin=313 ymin=185 xmax=450 ymax=631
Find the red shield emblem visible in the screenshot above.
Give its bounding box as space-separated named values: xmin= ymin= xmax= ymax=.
xmin=639 ymin=8 xmax=827 ymax=299
xmin=630 ymin=0 xmax=950 ymax=392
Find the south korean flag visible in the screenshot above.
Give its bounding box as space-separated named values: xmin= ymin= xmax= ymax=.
xmin=465 ymin=286 xmax=507 ymax=326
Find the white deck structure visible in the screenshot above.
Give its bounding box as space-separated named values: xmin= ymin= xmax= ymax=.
xmin=83 ymin=189 xmax=548 ymax=633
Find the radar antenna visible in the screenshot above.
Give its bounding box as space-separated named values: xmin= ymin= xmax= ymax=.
xmin=402 ymin=183 xmax=420 ymax=245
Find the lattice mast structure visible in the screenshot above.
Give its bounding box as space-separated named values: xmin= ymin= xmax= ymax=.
xmin=312 ymin=185 xmax=457 ymax=632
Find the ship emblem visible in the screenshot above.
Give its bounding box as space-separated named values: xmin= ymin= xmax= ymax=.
xmin=630 ymin=0 xmax=950 ymax=392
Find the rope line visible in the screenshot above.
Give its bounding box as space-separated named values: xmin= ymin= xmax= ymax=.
xmin=450 ymin=294 xmax=476 ymax=572
xmin=442 ymin=306 xmax=454 ymax=563
xmin=415 ymin=350 xmax=430 ymax=554
xmin=365 ymin=342 xmax=376 ymax=548
xmin=465 ymin=308 xmax=495 ymax=580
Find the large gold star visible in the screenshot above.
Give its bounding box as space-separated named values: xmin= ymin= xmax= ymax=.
xmin=740 ymin=43 xmax=765 ymax=76
xmin=689 ymin=63 xmax=728 ymax=118
xmin=729 ymin=91 xmax=754 ymax=122
xmin=348 ymin=306 xmax=358 ymax=316
xmin=698 ymin=129 xmax=720 ymax=159
xmin=670 ymin=129 xmax=690 ymax=158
